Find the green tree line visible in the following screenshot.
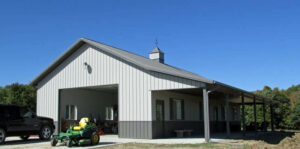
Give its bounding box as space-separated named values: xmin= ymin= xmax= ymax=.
xmin=245 ymin=85 xmax=300 ymax=130
xmin=0 ymin=83 xmax=36 ymax=112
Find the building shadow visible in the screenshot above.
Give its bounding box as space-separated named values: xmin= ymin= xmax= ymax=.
xmin=211 ymin=131 xmax=295 ymax=145
xmin=241 ymin=131 xmax=295 ymax=144
xmin=79 ymin=142 xmax=117 ymax=146
xmin=2 ymin=138 xmax=48 ymax=145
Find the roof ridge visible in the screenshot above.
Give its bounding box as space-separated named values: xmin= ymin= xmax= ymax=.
xmin=82 ymin=38 xmax=211 ymax=81
xmin=81 ymin=37 xmax=151 ymax=60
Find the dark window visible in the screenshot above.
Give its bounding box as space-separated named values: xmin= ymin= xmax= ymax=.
xmin=221 ymin=106 xmax=225 ymax=121
xmin=170 ymin=98 xmax=184 ymax=120
xmin=156 ymin=100 xmax=164 ymax=121
xmin=5 ymin=106 xmax=21 ymax=120
xmin=214 ymin=106 xmax=219 ymax=121
xmin=199 ymin=102 xmax=203 ymax=120
xmin=0 ymin=108 xmax=4 ymax=119
xmin=232 ymin=106 xmax=238 ymax=121
xmin=20 ymin=107 xmax=33 ymax=118
xmin=105 ymin=107 xmax=114 ymax=120
xmin=66 ymin=105 xmax=77 ymax=120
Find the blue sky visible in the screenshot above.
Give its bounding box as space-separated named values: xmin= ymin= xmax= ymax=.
xmin=0 ymin=0 xmax=299 ymax=91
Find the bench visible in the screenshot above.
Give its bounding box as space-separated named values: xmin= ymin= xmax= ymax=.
xmin=174 ymin=130 xmax=193 ymax=137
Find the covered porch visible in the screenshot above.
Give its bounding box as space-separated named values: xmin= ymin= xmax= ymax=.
xmin=151 ymin=83 xmax=275 ymax=142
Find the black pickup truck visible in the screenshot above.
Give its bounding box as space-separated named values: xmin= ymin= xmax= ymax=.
xmin=0 ymin=104 xmax=55 ymax=144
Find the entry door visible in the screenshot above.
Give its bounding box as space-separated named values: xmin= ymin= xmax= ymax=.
xmin=156 ymin=100 xmax=165 ymax=137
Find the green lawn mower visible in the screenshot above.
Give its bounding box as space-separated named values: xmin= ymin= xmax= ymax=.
xmin=51 ymin=117 xmax=99 ymax=147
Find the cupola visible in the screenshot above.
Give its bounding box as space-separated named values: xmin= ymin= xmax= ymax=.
xmin=149 ymin=46 xmax=164 ymax=63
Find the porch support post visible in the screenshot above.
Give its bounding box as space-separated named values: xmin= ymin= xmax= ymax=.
xmin=270 ymin=104 xmax=275 ymax=131
xmin=241 ymin=93 xmax=246 ymax=136
xmin=225 ymin=95 xmax=230 ymax=137
xmin=203 ymin=88 xmax=210 ymax=142
xmin=253 ymin=96 xmax=257 ymax=132
xmin=263 ymin=100 xmax=266 ymax=131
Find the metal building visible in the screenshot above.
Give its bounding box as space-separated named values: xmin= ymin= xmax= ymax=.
xmin=31 ymin=38 xmax=274 ymax=141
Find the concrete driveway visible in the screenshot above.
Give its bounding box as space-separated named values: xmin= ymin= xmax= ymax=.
xmin=0 ymin=135 xmax=226 ymax=149
xmin=0 ymin=136 xmax=121 ymax=149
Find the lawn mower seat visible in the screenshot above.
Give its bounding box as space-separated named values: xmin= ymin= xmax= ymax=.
xmin=73 ymin=117 xmax=89 ymax=130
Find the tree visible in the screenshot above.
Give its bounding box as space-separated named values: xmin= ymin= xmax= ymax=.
xmin=272 ymin=90 xmax=291 ymax=129
xmin=288 ymin=98 xmax=300 ymax=129
xmin=284 ymin=85 xmax=300 ymax=107
xmin=0 ymin=87 xmax=6 ymax=104
xmin=0 ymin=83 xmax=36 ymax=111
xmin=248 ymin=86 xmax=292 ymax=129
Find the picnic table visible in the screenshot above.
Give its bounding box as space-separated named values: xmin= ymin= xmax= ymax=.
xmin=174 ymin=129 xmax=193 ymax=137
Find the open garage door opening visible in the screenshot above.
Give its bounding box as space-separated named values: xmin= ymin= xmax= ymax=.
xmin=58 ymin=84 xmax=119 ymax=135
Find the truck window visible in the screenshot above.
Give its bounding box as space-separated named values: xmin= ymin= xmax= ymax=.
xmin=5 ymin=106 xmax=21 ymax=120
xmin=0 ymin=108 xmax=4 ymax=119
xmin=20 ymin=107 xmax=33 ymax=118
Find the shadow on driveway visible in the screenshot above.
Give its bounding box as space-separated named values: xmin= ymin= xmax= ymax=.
xmin=77 ymin=142 xmax=118 ymax=148
xmin=2 ymin=138 xmax=49 ymax=145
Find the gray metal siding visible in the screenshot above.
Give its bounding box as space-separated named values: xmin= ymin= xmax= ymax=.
xmin=36 ymin=44 xmax=205 ymax=138
xmin=119 ymin=121 xmax=152 ymax=139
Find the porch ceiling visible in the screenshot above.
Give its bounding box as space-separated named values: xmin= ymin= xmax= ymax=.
xmin=156 ymin=86 xmax=266 ymax=105
xmin=67 ymin=84 xmax=118 ymax=94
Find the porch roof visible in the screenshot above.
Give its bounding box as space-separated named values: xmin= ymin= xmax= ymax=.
xmin=156 ymin=82 xmax=276 ymax=105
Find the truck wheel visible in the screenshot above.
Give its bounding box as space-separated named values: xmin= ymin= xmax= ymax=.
xmin=20 ymin=135 xmax=30 ymax=141
xmin=39 ymin=126 xmax=52 ymax=140
xmin=0 ymin=128 xmax=6 ymax=144
xmin=67 ymin=139 xmax=72 ymax=147
xmin=51 ymin=138 xmax=57 ymax=146
xmin=90 ymin=131 xmax=99 ymax=145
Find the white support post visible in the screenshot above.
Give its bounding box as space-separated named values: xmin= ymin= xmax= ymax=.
xmin=203 ymin=88 xmax=210 ymax=142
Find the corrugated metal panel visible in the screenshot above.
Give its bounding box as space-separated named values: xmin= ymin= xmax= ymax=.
xmin=36 ymin=44 xmax=205 ymax=138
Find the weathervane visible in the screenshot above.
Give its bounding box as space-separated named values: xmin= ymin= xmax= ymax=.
xmin=155 ymin=38 xmax=158 ymax=47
